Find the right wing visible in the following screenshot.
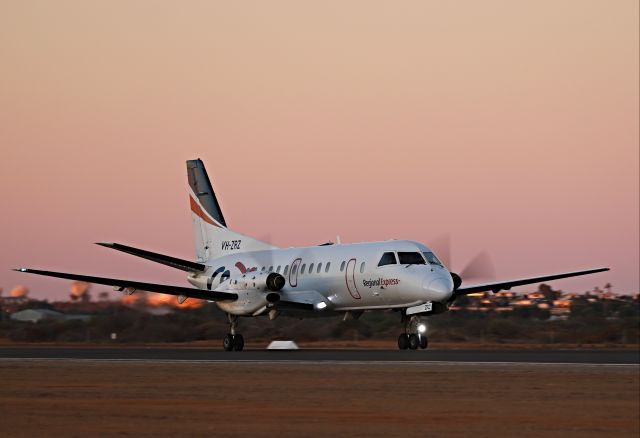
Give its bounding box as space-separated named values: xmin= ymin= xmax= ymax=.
xmin=14 ymin=268 xmax=237 ymax=302
xmin=453 ymin=267 xmax=609 ymax=297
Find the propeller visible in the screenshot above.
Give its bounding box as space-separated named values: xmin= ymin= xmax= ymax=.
xmin=427 ymin=233 xmax=452 ymax=268
xmin=257 ymin=233 xmax=275 ymax=272
xmin=459 ymin=251 xmax=496 ymax=281
xmin=428 ymin=234 xmax=496 ymax=291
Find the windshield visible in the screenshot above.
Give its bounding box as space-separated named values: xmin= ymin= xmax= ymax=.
xmin=378 ymin=252 xmax=397 ymax=266
xmin=397 ymin=252 xmax=426 ymax=265
xmin=423 ymin=251 xmax=443 ymax=267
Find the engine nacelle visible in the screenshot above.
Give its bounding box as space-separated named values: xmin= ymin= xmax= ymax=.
xmin=217 ymin=289 xmax=280 ymax=315
xmin=229 ymin=272 xmax=286 ymax=292
xmin=216 ymin=272 xmax=284 ymax=315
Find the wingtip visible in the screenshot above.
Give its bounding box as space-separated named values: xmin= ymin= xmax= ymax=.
xmin=13 ymin=268 xmax=29 ymax=272
xmin=96 ymin=242 xmax=114 ymax=247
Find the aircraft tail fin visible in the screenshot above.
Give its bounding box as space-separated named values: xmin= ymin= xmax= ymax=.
xmin=186 ymin=159 xmax=276 ymax=262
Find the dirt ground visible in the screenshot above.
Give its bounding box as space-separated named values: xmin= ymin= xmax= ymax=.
xmin=0 ymin=361 xmax=637 ymax=437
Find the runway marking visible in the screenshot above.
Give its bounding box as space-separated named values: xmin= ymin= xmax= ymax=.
xmin=0 ymin=358 xmax=636 ymax=367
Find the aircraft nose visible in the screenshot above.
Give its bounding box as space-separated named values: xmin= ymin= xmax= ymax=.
xmin=423 ymin=276 xmax=454 ymax=302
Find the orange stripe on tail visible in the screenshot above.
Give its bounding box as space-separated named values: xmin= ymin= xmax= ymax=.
xmin=190 ymin=196 xmax=221 ymax=227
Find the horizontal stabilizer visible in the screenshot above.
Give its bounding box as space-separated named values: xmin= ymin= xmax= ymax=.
xmin=14 ymin=268 xmax=237 ymax=302
xmin=453 ymin=267 xmax=610 ymax=297
xmin=97 ymin=242 xmax=206 ymax=272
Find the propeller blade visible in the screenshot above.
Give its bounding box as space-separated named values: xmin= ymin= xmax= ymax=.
xmin=428 ymin=233 xmax=451 ymax=268
xmin=459 ymin=251 xmax=496 ymax=281
xmin=257 ymin=233 xmax=275 ymax=271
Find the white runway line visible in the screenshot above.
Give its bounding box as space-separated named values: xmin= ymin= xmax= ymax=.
xmin=0 ymin=357 xmax=637 ymax=367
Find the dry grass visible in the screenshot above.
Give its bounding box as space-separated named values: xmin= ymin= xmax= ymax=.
xmin=0 ymin=360 xmax=638 ymax=437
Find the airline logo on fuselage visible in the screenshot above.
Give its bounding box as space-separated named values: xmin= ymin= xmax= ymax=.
xmin=363 ymin=278 xmax=400 ymax=288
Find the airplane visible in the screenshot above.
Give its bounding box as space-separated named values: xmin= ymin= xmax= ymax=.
xmin=15 ymin=159 xmax=609 ymax=351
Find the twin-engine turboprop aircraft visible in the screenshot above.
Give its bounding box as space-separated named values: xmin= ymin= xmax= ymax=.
xmin=16 ymin=159 xmax=609 ymax=351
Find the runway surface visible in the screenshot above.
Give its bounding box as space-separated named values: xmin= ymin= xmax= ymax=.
xmin=0 ymin=346 xmax=638 ymax=364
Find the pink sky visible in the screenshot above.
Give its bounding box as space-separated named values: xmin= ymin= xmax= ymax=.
xmin=0 ymin=1 xmax=638 ymax=301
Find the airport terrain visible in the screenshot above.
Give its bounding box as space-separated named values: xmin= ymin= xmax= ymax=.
xmin=0 ymin=347 xmax=638 ymax=437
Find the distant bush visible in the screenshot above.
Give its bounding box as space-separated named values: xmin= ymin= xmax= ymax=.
xmin=486 ymin=319 xmax=522 ymax=339
xmin=1 ymin=300 xmax=638 ymax=345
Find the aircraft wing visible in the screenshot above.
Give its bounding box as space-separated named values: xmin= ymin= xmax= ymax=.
xmin=276 ymin=300 xmax=316 ymax=311
xmin=453 ymin=267 xmax=609 ymax=297
xmin=14 ymin=268 xmax=238 ymax=302
xmin=276 ymin=289 xmax=326 ymax=312
xmin=96 ymin=242 xmax=206 ymax=273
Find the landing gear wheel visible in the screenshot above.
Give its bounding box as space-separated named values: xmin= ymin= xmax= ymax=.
xmin=397 ymin=333 xmax=409 ymax=350
xmin=223 ymin=334 xmax=234 ymax=351
xmin=419 ymin=335 xmax=428 ymax=349
xmin=408 ymin=334 xmax=420 ymax=350
xmin=233 ymin=334 xmax=244 ymax=351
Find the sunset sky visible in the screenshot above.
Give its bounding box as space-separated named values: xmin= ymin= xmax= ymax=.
xmin=1 ymin=0 xmax=638 ymax=301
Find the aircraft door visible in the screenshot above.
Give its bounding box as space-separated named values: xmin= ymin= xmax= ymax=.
xmin=289 ymin=258 xmax=302 ymax=287
xmin=345 ymin=258 xmax=361 ymax=299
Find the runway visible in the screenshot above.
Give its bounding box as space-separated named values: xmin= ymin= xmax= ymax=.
xmin=0 ymin=346 xmax=637 ymax=365
xmin=2 ymin=348 xmax=638 ymax=437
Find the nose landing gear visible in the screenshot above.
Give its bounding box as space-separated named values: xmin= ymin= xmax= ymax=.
xmin=223 ymin=314 xmax=244 ymax=351
xmin=398 ymin=315 xmax=428 ymax=350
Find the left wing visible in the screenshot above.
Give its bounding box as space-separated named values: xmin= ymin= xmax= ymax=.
xmin=14 ymin=268 xmax=238 ymax=302
xmin=453 ymin=267 xmax=609 ymax=297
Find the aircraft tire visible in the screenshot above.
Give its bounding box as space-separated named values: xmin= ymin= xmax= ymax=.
xmin=419 ymin=335 xmax=428 ymax=349
xmin=397 ymin=334 xmax=409 ymax=350
xmin=223 ymin=334 xmax=234 ymax=351
xmin=408 ymin=334 xmax=420 ymax=350
xmin=233 ymin=334 xmax=245 ymax=351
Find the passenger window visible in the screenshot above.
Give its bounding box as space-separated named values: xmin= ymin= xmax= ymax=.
xmin=325 ymin=262 xmax=330 ymax=273
xmin=276 ymin=265 xmax=281 ymax=273
xmin=360 ymin=262 xmax=365 ymax=273
xmin=378 ymin=252 xmax=397 ymax=266
xmin=397 ymin=252 xmax=426 ymax=265
xmin=301 ymin=264 xmax=306 ymax=274
xmin=283 ymin=265 xmax=289 ymax=276
xmin=291 ymin=265 xmax=297 ymax=276
xmin=317 ymin=263 xmax=322 ymax=273
xmin=340 ymin=261 xmax=346 ymax=272
xmin=261 ymin=266 xmax=265 ymax=271
xmin=268 ymin=266 xmax=273 ymax=272
xmin=309 ymin=263 xmax=314 ymax=274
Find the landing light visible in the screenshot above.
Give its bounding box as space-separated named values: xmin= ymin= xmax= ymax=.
xmin=418 ymin=324 xmax=426 ymax=334
xmin=316 ymin=302 xmax=327 ymax=310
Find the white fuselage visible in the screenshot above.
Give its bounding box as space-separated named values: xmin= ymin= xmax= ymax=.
xmin=187 ymin=240 xmax=454 ymax=316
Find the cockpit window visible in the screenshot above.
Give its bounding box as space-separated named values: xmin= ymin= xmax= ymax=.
xmin=378 ymin=252 xmax=397 ymax=266
xmin=397 ymin=252 xmax=426 ymax=265
xmin=423 ymin=252 xmax=443 ymax=267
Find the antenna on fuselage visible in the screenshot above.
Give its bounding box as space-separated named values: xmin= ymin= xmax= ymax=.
xmin=336 ymin=235 xmax=341 ymax=244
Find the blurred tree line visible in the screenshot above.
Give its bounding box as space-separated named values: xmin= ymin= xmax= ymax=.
xmin=0 ymin=298 xmax=638 ymax=345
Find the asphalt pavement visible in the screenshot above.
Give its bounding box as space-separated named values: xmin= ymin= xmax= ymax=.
xmin=0 ymin=347 xmax=637 ymax=364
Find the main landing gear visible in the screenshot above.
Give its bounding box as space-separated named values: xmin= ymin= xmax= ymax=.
xmin=223 ymin=314 xmax=244 ymax=351
xmin=397 ymin=315 xmax=428 ymax=350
